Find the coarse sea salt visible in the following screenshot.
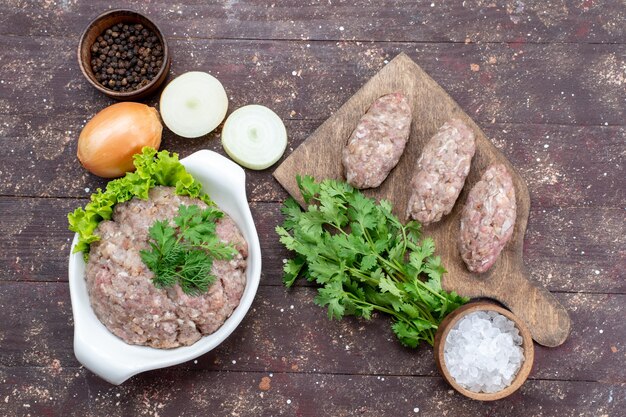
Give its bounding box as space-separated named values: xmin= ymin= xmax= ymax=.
xmin=444 ymin=311 xmax=524 ymax=393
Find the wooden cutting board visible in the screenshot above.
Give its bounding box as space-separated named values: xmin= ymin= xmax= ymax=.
xmin=273 ymin=53 xmax=571 ymax=347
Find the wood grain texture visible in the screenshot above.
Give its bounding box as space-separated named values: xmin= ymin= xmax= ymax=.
xmin=1 ymin=366 xmax=623 ymax=417
xmin=0 ymin=0 xmax=624 ymax=44
xmin=1 ymin=283 xmax=624 ymax=382
xmin=273 ymin=53 xmax=571 ymax=346
xmin=1 ymin=117 xmax=624 ymax=206
xmin=1 ymin=36 xmax=624 ymax=127
xmin=0 ymin=0 xmax=624 ymax=414
xmin=1 ymin=198 xmax=623 ymax=297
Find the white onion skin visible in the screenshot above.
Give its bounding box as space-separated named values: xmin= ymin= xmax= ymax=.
xmin=77 ymin=102 xmax=162 ymax=178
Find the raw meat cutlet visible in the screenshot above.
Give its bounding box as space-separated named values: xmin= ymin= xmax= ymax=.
xmin=342 ymin=92 xmax=412 ymax=189
xmin=458 ymin=164 xmax=516 ymax=273
xmin=406 ymin=119 xmax=475 ymax=225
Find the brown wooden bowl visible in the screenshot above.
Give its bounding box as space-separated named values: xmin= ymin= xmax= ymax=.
xmin=77 ymin=9 xmax=171 ymax=101
xmin=434 ymin=300 xmax=535 ymax=401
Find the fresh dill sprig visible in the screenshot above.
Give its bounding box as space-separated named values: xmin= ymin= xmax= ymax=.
xmin=140 ymin=204 xmax=238 ymax=295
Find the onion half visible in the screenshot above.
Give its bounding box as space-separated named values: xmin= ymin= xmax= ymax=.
xmin=221 ymin=105 xmax=287 ymax=170
xmin=77 ymin=102 xmax=162 ymax=178
xmin=159 ymin=71 xmax=229 ymax=138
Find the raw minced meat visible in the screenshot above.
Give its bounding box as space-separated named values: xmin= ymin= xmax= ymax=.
xmin=85 ymin=186 xmax=248 ymax=349
xmin=342 ymin=92 xmax=412 ymax=189
xmin=458 ymin=164 xmax=516 ymax=273
xmin=406 ymin=118 xmax=475 ymax=225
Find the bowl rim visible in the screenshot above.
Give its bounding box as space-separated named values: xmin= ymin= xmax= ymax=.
xmin=77 ymin=8 xmax=170 ymax=99
xmin=68 ymin=150 xmax=262 ymax=384
xmin=433 ymin=300 xmax=535 ymax=401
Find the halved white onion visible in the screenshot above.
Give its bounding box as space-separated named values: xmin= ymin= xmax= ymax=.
xmin=159 ymin=71 xmax=228 ymax=138
xmin=221 ymin=105 xmax=287 ymax=170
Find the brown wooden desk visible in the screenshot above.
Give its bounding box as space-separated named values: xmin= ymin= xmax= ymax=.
xmin=0 ymin=1 xmax=623 ymax=415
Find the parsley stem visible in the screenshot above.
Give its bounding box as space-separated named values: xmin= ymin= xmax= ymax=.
xmin=355 ymin=295 xmax=436 ymax=346
xmin=360 ymin=226 xmax=406 ymax=277
xmin=348 ymin=268 xmax=379 ymax=286
xmin=412 ymin=276 xmax=449 ymax=301
xmin=344 ymin=291 xmax=406 ymax=319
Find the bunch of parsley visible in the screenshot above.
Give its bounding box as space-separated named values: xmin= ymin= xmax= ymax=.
xmin=276 ymin=176 xmax=467 ymax=348
xmin=140 ymin=204 xmax=238 ymax=295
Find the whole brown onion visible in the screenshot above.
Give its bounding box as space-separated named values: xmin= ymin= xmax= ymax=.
xmin=77 ymin=102 xmax=162 ymax=178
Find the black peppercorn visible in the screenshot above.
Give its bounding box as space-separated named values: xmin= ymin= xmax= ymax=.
xmin=89 ymin=21 xmax=164 ymax=92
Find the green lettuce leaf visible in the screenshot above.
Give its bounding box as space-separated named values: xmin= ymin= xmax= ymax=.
xmin=68 ymin=147 xmax=213 ymax=258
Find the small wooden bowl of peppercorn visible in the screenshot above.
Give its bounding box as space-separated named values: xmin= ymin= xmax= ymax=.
xmin=78 ymin=9 xmax=170 ymax=100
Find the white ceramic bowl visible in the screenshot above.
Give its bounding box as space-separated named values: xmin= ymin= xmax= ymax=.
xmin=68 ymin=150 xmax=262 ymax=385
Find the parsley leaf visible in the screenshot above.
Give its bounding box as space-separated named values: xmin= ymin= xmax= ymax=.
xmin=140 ymin=204 xmax=237 ymax=295
xmin=276 ymin=176 xmax=468 ymax=348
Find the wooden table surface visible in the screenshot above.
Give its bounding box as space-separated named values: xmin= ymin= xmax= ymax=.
xmin=0 ymin=1 xmax=624 ymax=416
